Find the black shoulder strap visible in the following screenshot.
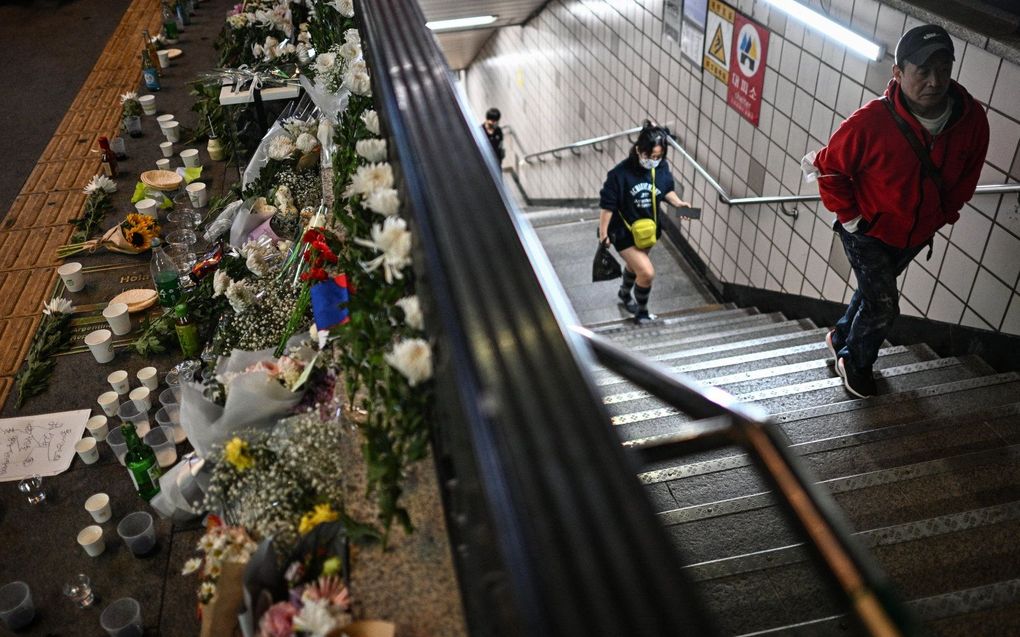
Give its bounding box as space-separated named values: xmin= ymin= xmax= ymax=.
xmin=880 ymin=96 xmax=947 ymax=199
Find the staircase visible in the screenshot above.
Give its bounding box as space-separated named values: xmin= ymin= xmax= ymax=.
xmin=530 ymin=207 xmax=1020 ymax=635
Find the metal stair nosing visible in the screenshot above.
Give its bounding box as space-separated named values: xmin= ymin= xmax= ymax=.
xmin=595 ymin=307 xmax=763 ymax=340
xmin=586 ymin=302 xmax=734 ymax=332
xmin=627 ymin=314 xmax=803 ymax=352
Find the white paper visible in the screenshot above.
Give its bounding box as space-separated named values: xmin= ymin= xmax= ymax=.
xmin=0 ymin=409 xmax=91 ymax=482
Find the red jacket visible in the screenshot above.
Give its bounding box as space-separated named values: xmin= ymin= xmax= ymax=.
xmin=814 ymin=79 xmax=989 ymax=249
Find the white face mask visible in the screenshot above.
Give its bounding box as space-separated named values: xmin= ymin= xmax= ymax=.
xmin=639 ymin=157 xmax=660 ymax=170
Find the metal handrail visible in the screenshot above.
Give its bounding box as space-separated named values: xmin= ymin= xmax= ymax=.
xmin=522 ymin=125 xmax=645 ymax=163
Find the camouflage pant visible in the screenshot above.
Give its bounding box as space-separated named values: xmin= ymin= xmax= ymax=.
xmin=832 ymin=226 xmax=925 ymax=372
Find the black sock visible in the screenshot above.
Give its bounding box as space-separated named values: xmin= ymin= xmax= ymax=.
xmin=634 ymin=284 xmax=651 ymax=311
xmin=619 ymin=269 xmax=636 ymax=299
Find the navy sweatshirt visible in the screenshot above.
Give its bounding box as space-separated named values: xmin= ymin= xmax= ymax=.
xmin=599 ymin=158 xmax=676 ymax=238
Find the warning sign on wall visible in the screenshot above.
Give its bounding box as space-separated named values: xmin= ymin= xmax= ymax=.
xmin=726 ymin=12 xmax=769 ymax=126
xmin=703 ymin=0 xmax=734 ymax=83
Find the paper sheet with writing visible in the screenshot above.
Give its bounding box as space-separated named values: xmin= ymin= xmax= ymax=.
xmin=0 ymin=409 xmax=91 ymax=482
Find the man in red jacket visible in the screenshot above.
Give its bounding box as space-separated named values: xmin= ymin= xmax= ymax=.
xmin=814 ymin=24 xmax=989 ymax=398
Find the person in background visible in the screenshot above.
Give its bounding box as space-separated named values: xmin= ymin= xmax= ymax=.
xmin=482 ymin=107 xmax=505 ymax=163
xmin=598 ymin=122 xmax=691 ymax=325
xmin=813 ymin=24 xmax=989 ymax=398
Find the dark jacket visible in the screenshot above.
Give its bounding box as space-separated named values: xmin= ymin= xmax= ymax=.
xmin=814 ymin=79 xmax=989 ymax=249
xmin=599 ymin=157 xmax=676 ymax=242
xmin=483 ymin=123 xmax=504 ymax=161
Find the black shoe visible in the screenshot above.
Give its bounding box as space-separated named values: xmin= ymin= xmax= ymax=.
xmin=618 ymin=290 xmax=638 ymax=314
xmin=837 ymin=357 xmax=876 ymax=398
xmin=825 ymin=330 xmax=839 ymax=364
xmin=634 ymin=310 xmax=656 ymax=325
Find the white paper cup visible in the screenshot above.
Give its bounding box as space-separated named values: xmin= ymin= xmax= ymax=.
xmin=134 ymin=198 xmax=158 ymax=218
xmin=77 ymin=525 xmax=105 ymax=557
xmin=159 ymin=141 xmax=174 ymax=158
xmin=75 ymin=437 xmax=100 ymax=465
xmin=84 ymin=329 xmax=114 ymax=364
xmin=97 ymin=391 xmax=120 ymax=417
xmin=129 ymin=386 xmax=151 ymax=412
xmin=86 ymin=415 xmax=109 ymax=441
xmin=156 ymin=114 xmax=175 ymax=128
xmin=156 ymin=49 xmax=170 ymax=68
xmin=138 ymin=94 xmax=156 ymax=115
xmin=163 ymin=121 xmax=180 ymax=143
xmin=136 ymin=367 xmax=159 ymax=391
xmin=179 ymin=148 xmax=200 ymax=168
xmin=155 ymin=158 xmax=171 ymax=171
xmin=57 ymin=262 xmax=84 ymax=292
xmin=103 ymin=302 xmax=131 ymax=336
xmin=107 ymin=370 xmax=130 ymax=395
xmin=186 ymin=181 xmax=208 ymax=208
xmin=85 ymin=493 xmax=112 ymax=523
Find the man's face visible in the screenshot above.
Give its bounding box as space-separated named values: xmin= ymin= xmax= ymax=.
xmin=484 ymin=118 xmax=498 ymax=130
xmin=893 ymin=50 xmax=953 ymax=116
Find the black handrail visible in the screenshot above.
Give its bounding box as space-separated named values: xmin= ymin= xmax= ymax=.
xmin=358 ymin=1 xmax=716 ymax=635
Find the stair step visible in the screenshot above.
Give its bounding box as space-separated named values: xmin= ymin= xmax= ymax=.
xmin=596 ymin=307 xmax=762 ymax=341
xmin=586 ymin=303 xmax=735 ymax=332
xmin=619 ymin=318 xmax=819 ymax=359
xmin=913 ymin=579 xmax=1020 ymax=636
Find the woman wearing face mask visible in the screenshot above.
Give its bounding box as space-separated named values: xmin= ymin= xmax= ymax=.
xmin=598 ymin=121 xmax=691 ymax=324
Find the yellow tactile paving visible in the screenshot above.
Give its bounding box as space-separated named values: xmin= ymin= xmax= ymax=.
xmin=0 ymin=0 xmax=162 ymax=408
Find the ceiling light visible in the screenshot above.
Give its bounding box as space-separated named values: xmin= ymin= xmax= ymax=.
xmin=764 ymin=0 xmax=884 ymax=60
xmin=426 ymin=15 xmax=498 ymax=32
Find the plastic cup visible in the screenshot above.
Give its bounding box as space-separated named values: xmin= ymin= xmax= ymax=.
xmin=107 ymin=370 xmax=130 ymax=395
xmin=103 ymin=302 xmax=131 ymax=336
xmin=84 ymin=329 xmax=115 ymax=364
xmin=166 ymin=229 xmax=196 ymax=248
xmin=100 ymin=597 xmax=142 ymax=637
xmin=75 ymin=437 xmax=100 ymax=465
xmin=105 ymin=425 xmax=127 ymax=465
xmin=118 ymin=401 xmax=150 ymax=436
xmin=98 ymin=391 xmax=120 ymax=417
xmin=163 ymin=120 xmax=180 ymax=143
xmin=57 ymin=261 xmax=84 ymax=292
xmin=117 ymin=512 xmax=156 ymax=556
xmin=0 ymin=581 xmax=34 ymax=630
xmin=16 ymin=475 xmax=45 ymax=504
xmin=179 ymin=148 xmax=200 ymax=168
xmin=186 ymin=181 xmax=208 ymax=208
xmin=158 ymin=386 xmax=180 ymax=407
xmin=155 ymin=158 xmax=171 ymax=171
xmin=166 ymin=245 xmax=197 ymax=278
xmin=155 ymin=406 xmax=185 ymax=444
xmin=86 ymin=415 xmax=109 ymax=441
xmin=63 ymin=574 xmax=95 ymax=609
xmin=134 ymin=198 xmax=158 ymax=217
xmin=159 ymin=141 xmax=174 ymax=158
xmin=85 ymin=493 xmax=112 ymax=523
xmin=137 ymin=366 xmax=159 ymax=391
xmin=77 ymin=525 xmax=105 ymax=557
xmin=157 ymin=48 xmax=170 ymax=68
xmin=138 ymin=94 xmax=156 ymax=115
xmin=144 ymin=426 xmax=177 ymax=468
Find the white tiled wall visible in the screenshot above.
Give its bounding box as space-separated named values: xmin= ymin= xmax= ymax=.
xmin=464 ymin=0 xmax=1020 ymax=336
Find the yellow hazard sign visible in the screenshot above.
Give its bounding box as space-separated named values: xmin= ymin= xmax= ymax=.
xmin=703 ymin=0 xmax=734 ymax=84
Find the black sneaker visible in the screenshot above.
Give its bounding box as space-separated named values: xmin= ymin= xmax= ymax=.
xmin=618 ymin=290 xmax=638 ymax=314
xmin=837 ymin=357 xmax=876 ymax=398
xmin=634 ymin=310 xmax=655 ymax=325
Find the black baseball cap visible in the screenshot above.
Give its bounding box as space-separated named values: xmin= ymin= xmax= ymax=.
xmin=895 ymin=24 xmax=955 ymax=67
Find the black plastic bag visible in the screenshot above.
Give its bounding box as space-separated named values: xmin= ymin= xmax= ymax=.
xmin=592 ymin=242 xmax=622 ymax=281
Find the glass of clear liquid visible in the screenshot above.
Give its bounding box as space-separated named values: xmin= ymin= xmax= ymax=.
xmin=63 ymin=574 xmax=95 ymax=609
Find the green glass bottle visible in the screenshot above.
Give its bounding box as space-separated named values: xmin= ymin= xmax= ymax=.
xmin=151 ymin=238 xmax=182 ymax=308
xmin=174 ymin=302 xmax=201 ymax=358
xmin=122 ymin=423 xmax=162 ymax=501
xmin=161 ymin=1 xmax=179 ymax=41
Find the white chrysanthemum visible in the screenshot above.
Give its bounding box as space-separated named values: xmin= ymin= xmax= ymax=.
xmin=252 ymin=43 xmax=264 ymax=58
xmin=355 ymin=138 xmax=387 ymax=163
xmin=344 ymin=28 xmax=361 ymax=46
xmin=226 ymin=13 xmax=247 ymax=28
xmin=199 ymin=581 xmax=217 ymax=603
xmin=181 ymin=557 xmax=202 ymax=576
xmin=365 ymin=188 xmax=400 ymax=216
xmin=267 ymin=135 xmax=297 ymax=160
xmin=83 ymin=174 xmax=116 ymax=195
xmin=338 ymin=40 xmax=360 ymax=61
xmin=344 ymin=68 xmax=371 ymax=96
xmin=278 ymin=41 xmax=296 ymax=56
xmin=242 ymin=241 xmax=274 ymax=277
xmin=385 ymin=338 xmax=432 ymax=386
xmin=120 ymin=91 xmax=139 ymax=103
xmin=395 ymin=295 xmax=424 ymax=330
xmin=361 ymin=110 xmax=380 ymax=135
xmin=295 ymin=132 xmax=319 ymax=153
xmin=43 ymin=297 xmax=73 ymax=316
xmin=292 ymin=599 xmax=336 ymax=637
xmin=355 ymin=217 xmax=412 ymax=283
xmin=313 ymin=51 xmax=336 ymax=76
xmin=309 ymin=324 xmax=329 ymax=350
xmin=328 ymin=0 xmax=355 ymax=18
xmin=345 ymin=162 xmax=394 ymax=197
xmin=225 ymin=280 xmax=256 ymax=313
xmin=276 ymin=239 xmax=293 ymax=255
xmin=213 ymin=270 xmax=231 ymax=298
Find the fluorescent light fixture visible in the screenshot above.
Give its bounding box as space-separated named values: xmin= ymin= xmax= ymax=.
xmin=426 ymin=15 xmax=498 ymax=32
xmin=764 ymin=0 xmax=884 ymax=61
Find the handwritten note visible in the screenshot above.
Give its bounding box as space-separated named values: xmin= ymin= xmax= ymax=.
xmin=0 ymin=409 xmax=91 ymax=482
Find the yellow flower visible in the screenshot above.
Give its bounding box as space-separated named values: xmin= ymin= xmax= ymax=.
xmin=223 ymin=437 xmax=253 ymax=471
xmin=298 ymin=503 xmax=339 ymax=535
